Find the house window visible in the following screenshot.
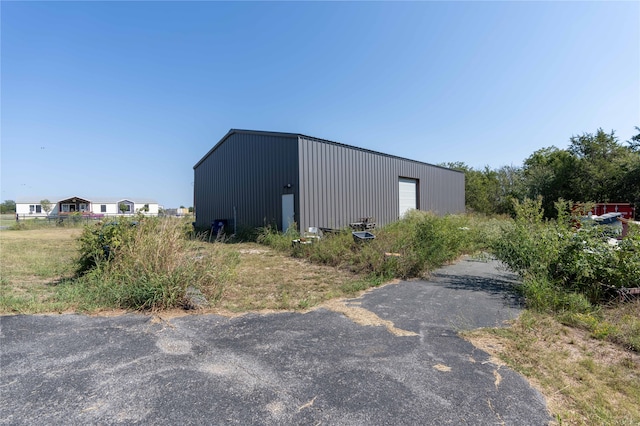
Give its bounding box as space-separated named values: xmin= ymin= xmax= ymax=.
xmin=29 ymin=205 xmax=35 ymax=213
xmin=101 ymin=205 xmax=107 ymax=213
xmin=36 ymin=205 xmax=42 ymax=213
xmin=62 ymin=204 xmax=76 ymax=213
xmin=79 ymin=203 xmax=87 ymax=212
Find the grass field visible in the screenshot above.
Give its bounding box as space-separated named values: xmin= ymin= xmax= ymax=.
xmin=0 ymin=213 xmax=18 ymax=227
xmin=0 ymin=226 xmax=368 ymax=314
xmin=0 ymin=228 xmax=82 ymax=312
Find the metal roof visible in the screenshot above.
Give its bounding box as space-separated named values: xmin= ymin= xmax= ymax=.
xmin=193 ymin=129 xmax=464 ymax=174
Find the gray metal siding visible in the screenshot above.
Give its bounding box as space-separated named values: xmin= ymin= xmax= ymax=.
xmin=297 ymin=137 xmax=464 ymax=231
xmin=194 ymin=132 xmax=299 ymax=231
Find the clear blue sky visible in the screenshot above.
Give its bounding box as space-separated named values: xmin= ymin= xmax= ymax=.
xmin=2 ymin=1 xmax=638 ymax=208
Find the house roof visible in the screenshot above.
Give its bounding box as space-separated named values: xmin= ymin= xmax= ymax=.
xmin=193 ymin=129 xmax=464 ymax=174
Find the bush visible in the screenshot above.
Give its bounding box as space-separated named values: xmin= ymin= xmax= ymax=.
xmin=257 ymin=211 xmax=485 ymax=279
xmin=256 ymin=223 xmax=299 ymax=251
xmin=491 ymin=197 xmax=640 ymax=308
xmin=77 ymin=218 xmax=138 ymax=274
xmin=71 ymin=217 xmax=238 ymax=310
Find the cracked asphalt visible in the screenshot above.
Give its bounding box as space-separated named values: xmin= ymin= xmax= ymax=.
xmin=0 ymin=256 xmax=550 ymax=425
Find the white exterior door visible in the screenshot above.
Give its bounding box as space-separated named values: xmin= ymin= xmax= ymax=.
xmin=399 ymin=178 xmax=417 ymax=218
xmin=282 ymin=194 xmax=294 ymax=231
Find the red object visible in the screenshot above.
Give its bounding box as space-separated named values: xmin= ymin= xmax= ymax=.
xmin=589 ymin=203 xmax=635 ymax=220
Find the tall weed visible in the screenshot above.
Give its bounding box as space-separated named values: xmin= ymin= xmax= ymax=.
xmin=491 ymin=197 xmax=640 ymax=308
xmin=257 ymin=211 xmax=485 ymax=279
xmin=66 ymin=217 xmax=238 ymax=310
xmin=256 ymin=223 xmax=299 ymax=251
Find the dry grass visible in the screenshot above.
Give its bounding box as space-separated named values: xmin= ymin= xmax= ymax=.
xmin=601 ymin=301 xmax=640 ymax=352
xmin=0 ymin=213 xmax=18 ymax=227
xmin=464 ymin=311 xmax=640 ymax=425
xmin=1 ymin=228 xmax=81 ymax=280
xmin=0 ymin=229 xmax=369 ymax=314
xmin=0 ymin=228 xmax=81 ymax=312
xmin=320 ymin=298 xmax=417 ymax=336
xmin=202 ymin=242 xmax=363 ymax=312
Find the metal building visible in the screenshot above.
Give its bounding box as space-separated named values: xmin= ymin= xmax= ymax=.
xmin=193 ymin=129 xmax=465 ymax=232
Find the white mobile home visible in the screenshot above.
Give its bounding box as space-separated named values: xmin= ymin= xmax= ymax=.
xmin=16 ymin=196 xmax=159 ymax=218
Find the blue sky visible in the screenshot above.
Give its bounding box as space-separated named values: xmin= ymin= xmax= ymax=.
xmin=2 ymin=1 xmax=638 ymax=208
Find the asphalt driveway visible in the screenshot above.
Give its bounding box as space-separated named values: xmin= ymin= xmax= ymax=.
xmin=0 ymin=256 xmax=550 ymax=425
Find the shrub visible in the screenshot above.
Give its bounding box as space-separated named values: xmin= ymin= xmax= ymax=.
xmin=257 ymin=211 xmax=485 ymax=279
xmin=76 ymin=218 xmax=137 ymax=273
xmin=71 ymin=217 xmax=238 ymax=310
xmin=256 ymin=223 xmax=299 ymax=251
xmin=491 ymin=197 xmax=640 ymax=308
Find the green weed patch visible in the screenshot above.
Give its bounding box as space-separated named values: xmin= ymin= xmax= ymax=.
xmin=256 ymin=211 xmax=488 ymax=280
xmin=68 ymin=217 xmax=238 ymax=311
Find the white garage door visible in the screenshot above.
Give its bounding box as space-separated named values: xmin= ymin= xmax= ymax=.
xmin=399 ymin=178 xmax=417 ymax=218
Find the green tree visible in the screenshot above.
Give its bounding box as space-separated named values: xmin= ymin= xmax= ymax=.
xmin=40 ymin=199 xmax=53 ymax=216
xmin=442 ymin=162 xmax=519 ymax=215
xmin=627 ymin=126 xmax=640 ymax=152
xmin=523 ymin=147 xmax=579 ymax=217
xmin=620 ymin=127 xmax=640 ymax=211
xmin=442 ymin=162 xmax=489 ymax=213
xmin=494 ymin=165 xmax=525 ymax=215
xmin=119 ymin=203 xmax=128 ymax=215
xmin=442 ymin=127 xmax=638 ymax=219
xmin=0 ymin=200 xmax=16 ymax=214
xmin=568 ymin=128 xmax=634 ymax=203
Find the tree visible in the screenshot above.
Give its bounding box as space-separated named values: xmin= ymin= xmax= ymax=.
xmin=0 ymin=200 xmax=16 ymax=214
xmin=568 ymin=128 xmax=633 ymax=203
xmin=627 ymin=126 xmax=640 ymax=152
xmin=40 ymin=199 xmax=53 ymax=216
xmin=119 ymin=203 xmax=128 ymax=215
xmin=441 ymin=162 xmax=521 ymax=215
xmin=494 ymin=165 xmax=525 ymax=216
xmin=523 ymin=147 xmax=579 ymax=217
xmin=442 ymin=162 xmax=488 ymax=212
xmin=441 ymin=127 xmax=638 ymax=219
xmin=619 ymin=128 xmax=640 ymax=210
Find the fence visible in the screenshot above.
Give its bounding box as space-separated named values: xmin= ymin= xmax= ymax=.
xmin=13 ymin=213 xmax=128 ymax=226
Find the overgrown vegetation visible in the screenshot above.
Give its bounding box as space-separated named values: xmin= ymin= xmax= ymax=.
xmin=491 ymin=197 xmax=640 ymax=351
xmin=1 ymin=221 xmax=368 ymax=314
xmin=63 ymin=216 xmax=238 ymax=310
xmin=257 ymin=211 xmax=494 ymax=280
